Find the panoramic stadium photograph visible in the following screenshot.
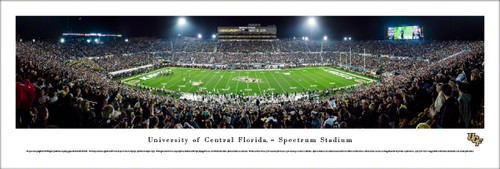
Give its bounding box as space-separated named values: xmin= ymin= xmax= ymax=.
xmin=16 ymin=16 xmax=484 ymax=129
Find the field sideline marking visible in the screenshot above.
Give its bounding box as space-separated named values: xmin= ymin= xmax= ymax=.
xmin=321 ymin=68 xmax=375 ymax=87
xmin=313 ymin=68 xmax=373 ymax=92
xmin=120 ymin=67 xmax=171 ymax=83
xmin=323 ymin=68 xmax=356 ymax=87
xmin=326 ymin=67 xmax=375 ymax=82
xmin=325 ymin=67 xmax=376 ymax=82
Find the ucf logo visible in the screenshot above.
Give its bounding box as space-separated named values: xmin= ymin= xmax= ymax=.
xmin=467 ymin=133 xmax=483 ymax=147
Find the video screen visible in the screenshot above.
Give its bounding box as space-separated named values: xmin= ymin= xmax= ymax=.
xmin=387 ymin=26 xmax=422 ymax=40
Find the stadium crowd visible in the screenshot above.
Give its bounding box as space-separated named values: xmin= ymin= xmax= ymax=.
xmin=16 ymin=38 xmax=484 ymax=129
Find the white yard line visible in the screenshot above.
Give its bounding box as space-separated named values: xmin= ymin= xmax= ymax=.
xmin=311 ymin=70 xmax=345 ymax=88
xmin=235 ymin=71 xmax=241 ymax=92
xmin=164 ymin=70 xmax=189 ymax=89
xmin=268 ymin=70 xmax=286 ymax=93
xmin=294 ymin=69 xmax=322 ymax=90
xmin=185 ymin=70 xmax=210 ymax=92
xmin=149 ymin=70 xmax=180 ymax=88
xmin=159 ymin=75 xmax=178 ymax=87
xmin=203 ymin=70 xmax=219 ymax=92
xmin=283 ymin=69 xmax=308 ymax=92
xmin=276 ymin=70 xmax=298 ymax=93
xmin=246 ymin=81 xmax=250 ymax=95
xmin=254 ymin=71 xmax=262 ymax=95
xmin=124 ymin=67 xmax=377 ymax=97
xmin=261 ymin=71 xmax=273 ymax=91
xmin=307 ymin=68 xmax=348 ymax=88
xmin=213 ymin=71 xmax=227 ymax=91
xmin=223 ymin=71 xmax=234 ymax=91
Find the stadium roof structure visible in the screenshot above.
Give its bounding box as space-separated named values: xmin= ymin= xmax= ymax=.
xmin=62 ymin=33 xmax=122 ymax=37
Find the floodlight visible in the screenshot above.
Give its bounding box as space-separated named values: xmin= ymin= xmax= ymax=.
xmin=305 ymin=37 xmax=309 ymax=41
xmin=197 ymin=33 xmax=202 ymax=39
xmin=323 ymin=36 xmax=328 ymax=41
xmin=308 ymin=17 xmax=316 ymax=26
xmin=32 ymin=39 xmax=35 ymax=42
xmin=125 ymin=39 xmax=129 ymax=42
xmin=293 ymin=37 xmax=296 ymax=40
xmin=212 ymin=34 xmax=216 ymax=39
xmin=348 ymin=37 xmax=352 ymax=40
xmin=20 ymin=39 xmax=22 ymax=42
xmin=178 ymin=34 xmax=181 ymax=37
xmin=344 ymin=37 xmax=347 ymax=41
xmin=60 ymin=38 xmax=65 ymax=43
xmin=178 ymin=18 xmax=186 ymax=25
xmin=87 ymin=39 xmax=91 ymax=43
xmin=94 ymin=39 xmax=98 ymax=42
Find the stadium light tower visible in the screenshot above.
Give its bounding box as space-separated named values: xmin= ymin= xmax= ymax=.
xmin=178 ymin=17 xmax=186 ymax=37
xmin=125 ymin=38 xmax=129 ymax=42
xmin=349 ymin=37 xmax=352 ymax=40
xmin=178 ymin=17 xmax=186 ymax=25
xmin=60 ymin=38 xmax=65 ymax=43
xmin=307 ymin=17 xmax=316 ymax=40
xmin=87 ymin=39 xmax=91 ymax=43
xmin=32 ymin=39 xmax=35 ymax=42
xmin=323 ymin=35 xmax=328 ymax=41
xmin=198 ymin=33 xmax=202 ymax=39
xmin=94 ymin=39 xmax=99 ymax=43
xmin=308 ymin=17 xmax=316 ymax=26
xmin=212 ymin=34 xmax=216 ymax=39
xmin=305 ymin=37 xmax=309 ymax=41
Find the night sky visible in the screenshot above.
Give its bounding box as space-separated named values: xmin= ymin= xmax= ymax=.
xmin=16 ymin=16 xmax=484 ymax=41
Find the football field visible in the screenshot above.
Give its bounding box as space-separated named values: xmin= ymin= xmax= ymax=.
xmin=120 ymin=67 xmax=377 ymax=95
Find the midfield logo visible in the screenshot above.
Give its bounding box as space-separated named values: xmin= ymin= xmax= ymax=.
xmin=467 ymin=133 xmax=483 ymax=147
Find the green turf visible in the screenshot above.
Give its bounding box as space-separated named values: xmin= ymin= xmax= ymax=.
xmin=120 ymin=67 xmax=377 ymax=95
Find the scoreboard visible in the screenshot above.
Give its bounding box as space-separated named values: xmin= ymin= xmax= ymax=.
xmin=218 ymin=24 xmax=277 ymax=39
xmin=386 ymin=26 xmax=424 ymax=40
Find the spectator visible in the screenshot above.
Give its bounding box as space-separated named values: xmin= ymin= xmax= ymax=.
xmin=311 ymin=111 xmax=322 ymax=128
xmin=430 ymin=84 xmax=460 ymax=128
xmin=15 ymin=39 xmax=484 ymax=129
xmin=457 ymin=82 xmax=472 ymax=128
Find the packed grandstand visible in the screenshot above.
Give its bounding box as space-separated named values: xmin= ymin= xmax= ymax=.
xmin=16 ymin=38 xmax=484 ymax=129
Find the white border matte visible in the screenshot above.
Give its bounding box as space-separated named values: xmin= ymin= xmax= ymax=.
xmin=1 ymin=1 xmax=499 ymax=168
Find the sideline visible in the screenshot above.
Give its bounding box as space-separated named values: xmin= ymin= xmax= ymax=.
xmin=109 ymin=64 xmax=153 ymax=76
